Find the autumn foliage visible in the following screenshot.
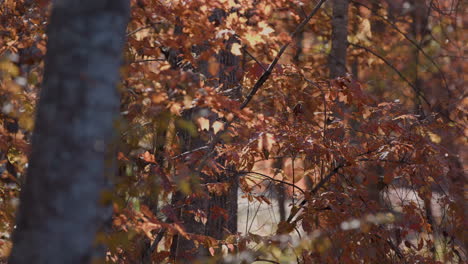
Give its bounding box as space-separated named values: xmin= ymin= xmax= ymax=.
xmin=0 ymin=0 xmax=466 ymax=263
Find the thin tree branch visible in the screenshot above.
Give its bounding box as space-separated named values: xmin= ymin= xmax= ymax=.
xmin=350 ymin=42 xmax=465 ymax=129
xmin=351 ymin=0 xmax=450 ymax=95
xmin=248 ymin=182 xmax=273 ymax=233
xmin=349 ymin=42 xmax=431 ymax=107
xmin=240 ymin=0 xmax=328 ymax=109
xmin=126 ymin=25 xmax=152 ymax=37
xmin=237 ymin=170 xmax=306 ymax=196
xmin=131 ymin=58 xmax=166 ymax=64
xmin=285 ymin=163 xmax=345 ymax=223
xmin=171 ymin=146 xmax=209 ymax=160
xmin=242 ymin=47 xmax=267 ymax=71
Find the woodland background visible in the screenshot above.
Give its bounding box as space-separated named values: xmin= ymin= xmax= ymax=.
xmin=0 ymin=0 xmax=466 ymax=263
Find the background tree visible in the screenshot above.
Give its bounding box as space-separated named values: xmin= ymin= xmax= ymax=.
xmin=329 ymin=0 xmax=349 ymax=78
xmin=6 ymin=0 xmax=129 ymax=263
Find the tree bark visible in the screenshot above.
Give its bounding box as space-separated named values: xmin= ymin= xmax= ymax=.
xmin=204 ymin=35 xmax=242 ymax=241
xmin=8 ymin=1 xmax=129 ymax=263
xmin=170 ymin=114 xmax=208 ymax=261
xmin=171 ymin=40 xmax=243 ymax=260
xmin=273 ymin=158 xmax=286 ymax=222
xmin=329 ymin=0 xmax=349 ymax=78
xmin=168 ymin=12 xmax=242 ymax=259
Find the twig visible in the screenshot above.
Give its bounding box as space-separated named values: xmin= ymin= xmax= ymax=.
xmin=131 ymin=58 xmax=165 ymax=64
xmin=242 ymin=47 xmax=267 ymax=71
xmin=374 ymin=234 xmax=406 ymax=261
xmin=292 ymin=155 xmax=296 ymax=205
xmin=285 ymin=163 xmax=345 ymax=223
xmin=171 ymin=146 xmax=209 ymax=160
xmin=237 ymin=170 xmax=306 ymax=195
xmin=248 ymin=183 xmax=271 ymax=233
xmin=126 ymin=25 xmax=152 ymax=36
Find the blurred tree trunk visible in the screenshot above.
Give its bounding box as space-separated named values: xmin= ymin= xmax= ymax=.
xmin=8 ymin=1 xmax=129 ymax=263
xmin=410 ymin=0 xmax=429 ymax=111
xmin=329 ymin=0 xmax=349 ymax=78
xmin=351 ymin=2 xmax=361 ymax=80
xmin=293 ymin=28 xmax=304 ymax=64
xmin=410 ymin=1 xmax=437 ymax=258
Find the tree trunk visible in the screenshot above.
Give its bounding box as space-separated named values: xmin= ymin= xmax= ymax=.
xmin=273 ymin=158 xmax=286 ymax=222
xmin=293 ymin=28 xmax=304 ymax=64
xmin=8 ymin=1 xmax=129 ymax=263
xmin=170 ymin=112 xmax=209 ymax=261
xmin=204 ymin=35 xmax=242 ymax=240
xmin=172 ymin=40 xmax=242 ymax=259
xmin=329 ymin=0 xmax=349 ymax=78
xmin=168 ymin=12 xmax=242 ymax=259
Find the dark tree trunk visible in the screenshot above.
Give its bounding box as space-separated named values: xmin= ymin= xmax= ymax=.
xmin=329 ymin=0 xmax=349 ymax=78
xmin=8 ymin=1 xmax=129 ymax=264
xmin=172 ymin=40 xmax=242 ymax=259
xmin=293 ymin=28 xmax=304 ymax=64
xmin=170 ymin=190 xmax=207 ymax=261
xmin=409 ymin=1 xmax=438 ymax=259
xmin=204 ymin=35 xmax=242 ymax=240
xmin=166 ymin=10 xmax=243 ymax=260
xmin=410 ymin=0 xmax=429 ymax=112
xmin=273 ymin=158 xmax=286 ymax=222
xmin=170 ymin=112 xmax=208 ymax=261
xmin=351 ymin=2 xmax=360 ymax=80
